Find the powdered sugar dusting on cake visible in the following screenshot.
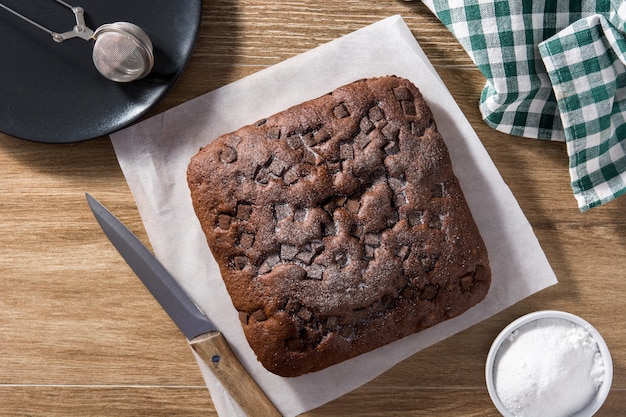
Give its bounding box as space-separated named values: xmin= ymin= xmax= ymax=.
xmin=187 ymin=76 xmax=491 ymax=377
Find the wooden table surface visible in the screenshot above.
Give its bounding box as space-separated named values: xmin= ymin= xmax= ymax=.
xmin=1 ymin=1 xmax=625 ymax=416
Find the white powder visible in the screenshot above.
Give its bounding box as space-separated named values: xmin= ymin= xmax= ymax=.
xmin=493 ymin=317 xmax=605 ymax=417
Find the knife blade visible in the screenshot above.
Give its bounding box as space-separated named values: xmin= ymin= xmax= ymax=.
xmin=86 ymin=193 xmax=281 ymax=417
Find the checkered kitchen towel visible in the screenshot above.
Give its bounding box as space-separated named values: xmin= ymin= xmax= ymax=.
xmin=419 ymin=0 xmax=626 ymax=211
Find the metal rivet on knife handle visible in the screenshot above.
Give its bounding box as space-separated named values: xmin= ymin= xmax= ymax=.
xmin=190 ymin=331 xmax=282 ymax=417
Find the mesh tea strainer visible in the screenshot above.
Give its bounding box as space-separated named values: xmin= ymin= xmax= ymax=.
xmin=0 ymin=0 xmax=154 ymax=82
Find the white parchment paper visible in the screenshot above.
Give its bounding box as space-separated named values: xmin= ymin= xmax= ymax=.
xmin=109 ymin=16 xmax=558 ymax=416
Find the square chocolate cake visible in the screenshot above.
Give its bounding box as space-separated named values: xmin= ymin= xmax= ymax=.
xmin=187 ymin=76 xmax=490 ymax=377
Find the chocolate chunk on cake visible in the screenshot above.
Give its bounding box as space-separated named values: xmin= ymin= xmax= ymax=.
xmin=187 ymin=76 xmax=491 ymax=377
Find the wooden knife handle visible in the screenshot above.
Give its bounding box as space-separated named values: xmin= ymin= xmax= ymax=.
xmin=189 ymin=331 xmax=282 ymax=417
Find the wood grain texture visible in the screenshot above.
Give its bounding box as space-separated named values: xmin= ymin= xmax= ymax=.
xmin=189 ymin=332 xmax=281 ymax=416
xmin=1 ymin=0 xmax=625 ymax=415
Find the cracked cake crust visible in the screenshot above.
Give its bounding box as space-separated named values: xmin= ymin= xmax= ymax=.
xmin=187 ymin=76 xmax=491 ymax=377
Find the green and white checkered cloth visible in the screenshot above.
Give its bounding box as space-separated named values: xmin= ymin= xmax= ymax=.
xmin=420 ymin=0 xmax=626 ymax=211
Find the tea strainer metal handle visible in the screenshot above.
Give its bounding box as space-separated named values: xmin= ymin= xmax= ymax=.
xmin=0 ymin=0 xmax=154 ymax=82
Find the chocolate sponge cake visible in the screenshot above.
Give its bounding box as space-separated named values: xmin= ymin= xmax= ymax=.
xmin=187 ymin=76 xmax=490 ymax=377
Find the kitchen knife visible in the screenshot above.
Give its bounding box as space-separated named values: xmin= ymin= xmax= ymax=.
xmin=86 ymin=193 xmax=281 ymax=417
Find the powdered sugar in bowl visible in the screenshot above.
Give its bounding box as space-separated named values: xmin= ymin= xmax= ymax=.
xmin=485 ymin=311 xmax=612 ymax=417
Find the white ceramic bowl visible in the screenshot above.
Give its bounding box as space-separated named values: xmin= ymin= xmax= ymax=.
xmin=485 ymin=310 xmax=612 ymax=417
